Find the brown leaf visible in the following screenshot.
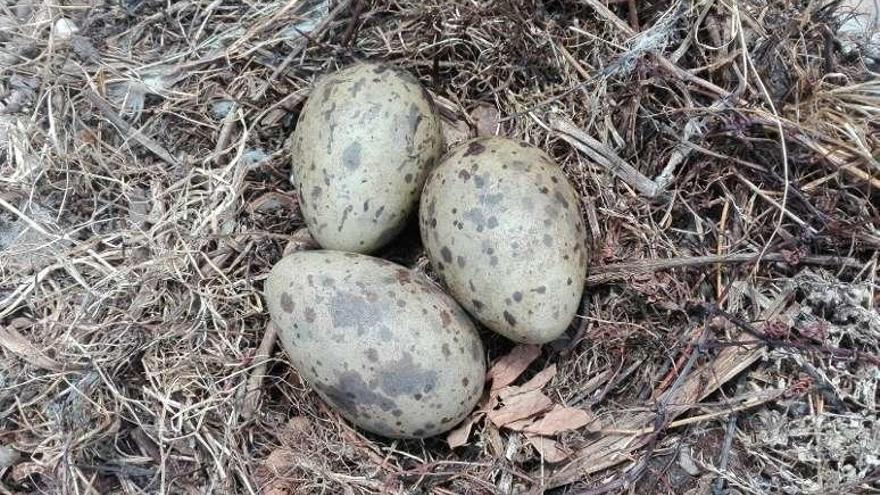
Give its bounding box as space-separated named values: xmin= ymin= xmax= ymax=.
xmin=526 ymin=435 xmax=570 ymax=463
xmin=471 ymin=104 xmax=501 ymax=136
xmin=488 ymin=344 xmax=542 ymax=392
xmin=523 ymin=405 xmax=596 ymax=436
xmin=499 ymin=363 xmax=557 ymax=399
xmin=447 ymin=415 xmax=477 ymax=448
xmin=0 ymin=325 xmax=64 ymax=371
xmin=488 ymin=389 xmax=553 ymax=427
xmin=502 ymin=417 xmax=535 ymax=431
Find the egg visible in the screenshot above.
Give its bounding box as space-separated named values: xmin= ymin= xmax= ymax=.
xmin=290 ymin=63 xmax=444 ymax=253
xmin=265 ymin=250 xmax=486 ymax=438
xmin=419 ymin=137 xmax=587 ymax=344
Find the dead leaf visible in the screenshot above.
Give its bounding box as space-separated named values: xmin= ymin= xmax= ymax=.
xmin=488 ymin=389 xmax=553 ymax=427
xmin=447 ymin=415 xmax=477 ymax=448
xmin=489 ymin=344 xmax=542 ymax=392
xmin=503 ymin=417 xmax=535 ymax=431
xmin=499 ymin=364 xmax=557 ymax=399
xmin=249 ymin=191 xmax=297 ymax=214
xmin=526 ymin=435 xmax=570 ymax=463
xmin=523 ymin=405 xmax=596 ymax=436
xmin=471 ymin=104 xmax=501 ymax=136
xmin=0 ymin=325 xmax=64 ymax=371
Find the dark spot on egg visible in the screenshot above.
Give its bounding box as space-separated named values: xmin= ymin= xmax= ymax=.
xmin=413 ymin=428 xmax=425 ymax=436
xmin=554 ymin=190 xmax=570 ymax=209
xmin=456 ymin=256 xmax=466 ymax=268
xmin=280 ymin=292 xmax=295 ymax=313
xmin=539 ymin=186 xmax=549 ymax=194
xmin=513 ymin=291 xmax=523 ymax=302
xmin=378 ymin=352 xmax=437 ymax=400
xmin=397 ymin=299 xmax=407 ymax=308
xmin=365 ymin=348 xmax=379 ymax=362
xmin=414 ymin=394 xmax=423 ymax=401
xmin=463 ymin=141 xmax=486 ymax=157
xmin=487 ymin=217 xmax=498 ymax=229
xmin=490 ymin=256 xmax=499 ymax=266
xmin=442 ymin=344 xmax=451 ymax=357
xmin=342 ymin=142 xmax=362 ymax=171
xmin=543 ymin=234 xmax=554 ymax=247
xmin=472 ymin=299 xmax=484 ymax=311
xmin=458 ymin=169 xmax=471 ymax=181
xmin=567 ymin=277 xmax=573 ymax=286
xmin=440 ymin=311 xmax=452 ymax=328
xmin=394 ymin=269 xmax=412 ymax=284
xmin=392 ymin=409 xmax=403 ymax=417
xmin=304 ymin=307 xmax=316 ymax=322
xmin=404 ymin=173 xmax=413 ymax=183
xmin=503 ymin=310 xmax=517 ymax=326
xmin=462 ymin=377 xmax=470 ymax=387
xmin=441 ymin=246 xmax=453 ymax=263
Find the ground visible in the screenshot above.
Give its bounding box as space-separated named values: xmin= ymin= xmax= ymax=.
xmin=1 ymin=0 xmax=879 ymax=494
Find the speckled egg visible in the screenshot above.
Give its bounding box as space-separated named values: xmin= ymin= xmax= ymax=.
xmin=290 ymin=62 xmax=444 ymax=253
xmin=419 ymin=137 xmax=588 ymax=344
xmin=265 ymin=250 xmax=486 ymax=438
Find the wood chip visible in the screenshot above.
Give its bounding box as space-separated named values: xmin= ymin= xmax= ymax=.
xmin=447 ymin=415 xmax=478 ymax=448
xmin=523 ymin=405 xmax=597 ymax=436
xmin=488 ymin=344 xmax=542 ymax=392
xmin=488 ymin=389 xmax=553 ymax=427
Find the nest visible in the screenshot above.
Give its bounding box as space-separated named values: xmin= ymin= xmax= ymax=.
xmin=1 ymin=0 xmax=878 ymax=493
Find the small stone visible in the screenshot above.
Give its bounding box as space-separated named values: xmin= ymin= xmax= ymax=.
xmin=52 ymin=18 xmax=79 ymax=41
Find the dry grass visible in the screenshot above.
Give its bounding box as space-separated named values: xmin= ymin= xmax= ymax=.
xmin=1 ymin=0 xmax=878 ymax=493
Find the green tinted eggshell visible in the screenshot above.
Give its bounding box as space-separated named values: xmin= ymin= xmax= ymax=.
xmin=290 ymin=63 xmax=443 ymax=253
xmin=419 ymin=137 xmax=588 ymax=344
xmin=265 ymin=250 xmax=486 ymax=438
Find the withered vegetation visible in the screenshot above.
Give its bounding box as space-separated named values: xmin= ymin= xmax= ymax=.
xmin=1 ymin=0 xmax=878 ymax=493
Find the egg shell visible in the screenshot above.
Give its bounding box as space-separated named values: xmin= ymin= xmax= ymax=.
xmin=419 ymin=137 xmax=588 ymax=344
xmin=290 ymin=63 xmax=443 ymax=253
xmin=265 ymin=250 xmax=486 ymax=438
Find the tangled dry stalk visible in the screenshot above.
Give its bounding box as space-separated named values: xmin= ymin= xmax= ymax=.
xmin=1 ymin=0 xmax=878 ymax=493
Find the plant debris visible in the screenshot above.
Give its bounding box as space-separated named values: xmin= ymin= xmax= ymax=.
xmin=1 ymin=0 xmax=878 ymax=493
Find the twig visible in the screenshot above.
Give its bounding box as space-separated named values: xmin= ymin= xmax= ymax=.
xmin=599 ymin=389 xmax=782 ymax=436
xmin=269 ymin=0 xmax=354 ymax=83
xmin=84 ymin=91 xmax=181 ymax=167
xmin=549 ymin=114 xmax=660 ymax=198
xmin=240 ymin=322 xmax=279 ymax=420
xmin=586 ymin=252 xmax=864 ymax=285
xmin=735 ymin=174 xmax=818 ymax=234
xmin=704 ymin=305 xmax=880 ymax=365
xmin=712 ymin=414 xmax=737 ymax=495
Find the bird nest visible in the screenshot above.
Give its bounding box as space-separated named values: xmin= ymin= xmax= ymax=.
xmin=1 ymin=0 xmax=878 ymax=493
